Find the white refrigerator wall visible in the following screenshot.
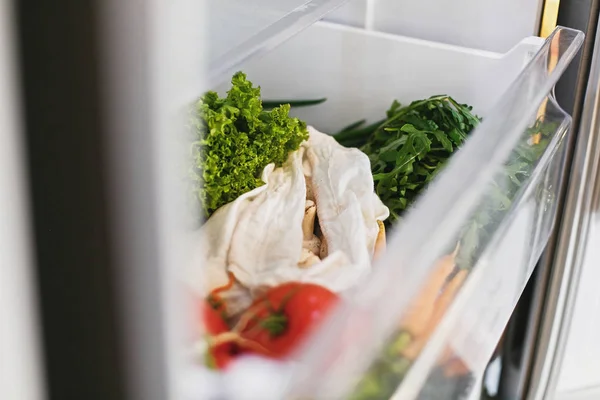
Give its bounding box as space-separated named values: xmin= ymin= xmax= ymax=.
xmin=326 ymin=0 xmax=543 ymax=52
xmin=325 ymin=0 xmax=368 ymax=28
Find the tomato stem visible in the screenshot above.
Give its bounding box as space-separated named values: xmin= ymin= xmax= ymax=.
xmin=206 ymin=272 xmax=236 ymax=313
xmin=260 ymin=313 xmax=288 ymax=337
xmin=232 ymin=304 xmax=262 ymax=333
xmin=209 ymin=332 xmax=275 ymax=356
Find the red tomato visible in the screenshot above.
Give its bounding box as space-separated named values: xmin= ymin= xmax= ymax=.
xmin=209 ymin=342 xmax=238 ymax=369
xmin=201 ymin=300 xmax=229 ymax=336
xmin=200 ymin=300 xmax=237 ymax=369
xmin=195 ymin=273 xmax=241 ymax=370
xmin=200 ymin=271 xmax=235 ymax=335
xmin=238 ymin=282 xmax=339 ymax=359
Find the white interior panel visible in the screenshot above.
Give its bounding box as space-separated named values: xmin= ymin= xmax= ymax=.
xmin=327 ymin=0 xmax=542 ymax=53
xmin=323 ymin=0 xmax=367 ymax=28
xmin=221 ymin=22 xmax=542 ymax=134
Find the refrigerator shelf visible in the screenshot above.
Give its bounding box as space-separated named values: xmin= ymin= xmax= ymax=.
xmin=208 ymin=0 xmax=350 ymax=84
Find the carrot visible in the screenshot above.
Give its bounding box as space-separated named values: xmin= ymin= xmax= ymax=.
xmin=401 ymin=330 xmax=427 ymax=360
xmin=443 ymin=358 xmax=470 ymax=377
xmin=438 ymin=345 xmax=455 ymax=366
xmin=432 ymin=269 xmax=468 ymax=322
xmin=400 ymin=247 xmax=458 ymax=337
xmin=373 ymin=220 xmax=386 ymax=261
xmin=208 ymin=331 xmax=275 ymax=357
xmin=209 ymin=271 xmax=236 ymax=297
xmin=401 ymin=269 xmax=468 ymax=360
xmin=437 ymin=346 xmax=470 ymax=377
xmin=207 ymin=271 xmax=236 ymax=312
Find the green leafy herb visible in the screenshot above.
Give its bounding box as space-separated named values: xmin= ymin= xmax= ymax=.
xmin=262 ymin=97 xmax=327 ymax=109
xmin=189 ymin=72 xmax=309 ymax=218
xmin=335 ymin=95 xmax=481 ymax=228
xmin=455 ymin=118 xmax=558 ymax=266
xmin=338 ymin=119 xmax=368 ymax=134
xmin=350 ymin=118 xmax=558 ymax=400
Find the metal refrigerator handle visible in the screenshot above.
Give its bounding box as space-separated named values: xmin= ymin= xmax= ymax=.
xmin=525 ymin=12 xmax=600 ymax=400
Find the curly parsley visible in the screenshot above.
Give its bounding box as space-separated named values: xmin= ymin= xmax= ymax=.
xmin=189 ymin=72 xmax=309 ymax=219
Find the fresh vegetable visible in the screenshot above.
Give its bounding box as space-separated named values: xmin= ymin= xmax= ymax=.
xmin=204 ymin=317 xmax=237 ymax=370
xmin=339 ymin=119 xmax=368 ymax=134
xmin=350 ymin=118 xmax=557 ymax=400
xmin=202 ymin=282 xmax=338 ymax=368
xmin=399 ymin=248 xmax=457 ymax=338
xmin=236 ymin=282 xmax=339 ymax=359
xmin=350 ymin=262 xmax=467 ymax=400
xmin=204 ymin=271 xmax=235 ymax=315
xmin=443 ymin=358 xmax=470 ymax=378
xmin=455 ymin=119 xmax=558 ymax=266
xmin=203 ymin=304 xmax=237 ymax=370
xmin=202 ymin=302 xmax=229 ymax=336
xmin=373 ymin=220 xmax=387 ymax=261
xmin=190 ymin=72 xmax=309 ymax=218
xmin=206 ymin=342 xmax=237 ymax=370
xmin=334 ymin=96 xmax=481 ymax=227
xmin=192 ymin=76 xmax=557 ymax=399
xmin=201 ymin=272 xmax=237 ymax=369
xmin=401 ymin=269 xmax=467 ymax=360
xmin=262 ymin=97 xmax=327 ymax=109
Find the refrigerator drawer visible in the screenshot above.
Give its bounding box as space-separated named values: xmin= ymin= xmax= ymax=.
xmin=189 ymin=21 xmax=583 ymax=399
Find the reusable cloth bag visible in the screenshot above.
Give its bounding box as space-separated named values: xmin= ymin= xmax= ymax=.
xmin=186 ymin=127 xmax=389 ymax=315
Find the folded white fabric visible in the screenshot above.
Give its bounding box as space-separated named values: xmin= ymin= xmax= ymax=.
xmin=185 ymin=127 xmax=389 ymax=315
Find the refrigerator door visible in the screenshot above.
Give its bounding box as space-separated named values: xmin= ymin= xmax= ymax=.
xmin=0 ymin=1 xmax=45 ymax=399
xmin=550 ymin=13 xmax=600 ymax=400
xmin=521 ymin=3 xmax=600 ymax=399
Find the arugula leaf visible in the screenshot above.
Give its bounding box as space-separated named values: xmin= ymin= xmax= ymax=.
xmin=456 ymin=119 xmax=559 ymax=266
xmin=338 ymin=119 xmax=368 ymax=134
xmin=351 ymin=117 xmax=558 ymax=400
xmin=335 ymin=95 xmax=481 ymax=228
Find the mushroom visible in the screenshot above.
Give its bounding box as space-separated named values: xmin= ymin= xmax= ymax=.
xmin=304 ymin=236 xmax=321 ymax=256
xmin=305 ymin=178 xmax=316 ymax=202
xmin=301 ymin=200 xmax=322 ymax=257
xmin=298 ymin=248 xmax=321 ymax=269
xmin=319 ymin=234 xmax=328 ymax=259
xmin=302 ymin=200 xmax=317 ymax=240
xmin=373 ymin=220 xmax=386 ymax=261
